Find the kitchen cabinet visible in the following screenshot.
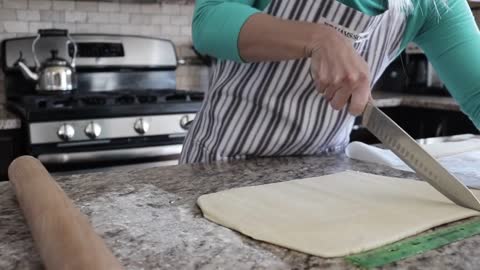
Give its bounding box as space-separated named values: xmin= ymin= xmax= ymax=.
xmin=470 ymin=1 xmax=480 ymax=9
xmin=0 ymin=128 xmax=25 ymax=181
xmin=350 ymin=106 xmax=480 ymax=144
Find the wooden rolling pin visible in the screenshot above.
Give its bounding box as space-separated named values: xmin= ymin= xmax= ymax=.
xmin=8 ymin=156 xmax=124 ymax=270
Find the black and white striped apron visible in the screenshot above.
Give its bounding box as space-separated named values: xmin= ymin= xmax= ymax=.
xmin=180 ymin=0 xmax=407 ymax=164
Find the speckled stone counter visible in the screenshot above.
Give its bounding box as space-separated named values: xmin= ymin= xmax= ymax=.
xmin=1 ymin=154 xmax=480 ymax=270
xmin=373 ymin=92 xmax=460 ymax=111
xmin=0 ymin=105 xmax=21 ymax=130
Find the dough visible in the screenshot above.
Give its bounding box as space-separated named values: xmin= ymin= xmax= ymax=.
xmin=197 ymin=171 xmax=480 ymax=257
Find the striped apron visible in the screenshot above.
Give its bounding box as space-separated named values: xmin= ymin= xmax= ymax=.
xmin=180 ymin=0 xmax=407 ymax=164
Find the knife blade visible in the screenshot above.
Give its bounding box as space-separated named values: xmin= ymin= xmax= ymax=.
xmin=362 ymin=101 xmax=480 ymax=211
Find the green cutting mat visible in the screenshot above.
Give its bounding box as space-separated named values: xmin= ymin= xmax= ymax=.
xmin=345 ymin=217 xmax=480 ymax=269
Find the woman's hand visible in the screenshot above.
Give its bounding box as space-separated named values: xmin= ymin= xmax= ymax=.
xmin=308 ymin=26 xmax=371 ymax=116
xmin=237 ymin=14 xmax=371 ymax=115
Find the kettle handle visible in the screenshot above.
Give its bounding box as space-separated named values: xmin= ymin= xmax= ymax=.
xmin=32 ymin=29 xmax=77 ymax=69
xmin=67 ymin=34 xmax=77 ymax=68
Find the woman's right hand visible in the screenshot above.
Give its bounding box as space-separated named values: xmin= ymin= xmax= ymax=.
xmin=307 ymin=25 xmax=371 ymax=116
xmin=236 ymin=14 xmax=371 ymax=115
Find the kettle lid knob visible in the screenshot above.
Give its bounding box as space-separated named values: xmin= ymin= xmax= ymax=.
xmin=50 ymin=49 xmax=59 ymax=59
xmin=45 ymin=49 xmax=70 ymax=67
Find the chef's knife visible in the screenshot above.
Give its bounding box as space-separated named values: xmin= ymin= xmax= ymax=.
xmin=362 ymin=101 xmax=480 ymax=211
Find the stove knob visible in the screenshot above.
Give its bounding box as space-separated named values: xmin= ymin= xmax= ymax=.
xmin=57 ymin=124 xmax=75 ymax=141
xmin=180 ymin=115 xmax=193 ymax=131
xmin=134 ymin=118 xmax=150 ymax=135
xmin=85 ymin=122 xmax=102 ymax=139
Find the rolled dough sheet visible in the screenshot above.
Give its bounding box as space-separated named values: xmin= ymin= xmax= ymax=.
xmin=197 ymin=171 xmax=480 ymax=257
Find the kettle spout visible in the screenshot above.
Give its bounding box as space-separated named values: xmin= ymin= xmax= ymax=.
xmin=16 ymin=60 xmax=39 ymax=81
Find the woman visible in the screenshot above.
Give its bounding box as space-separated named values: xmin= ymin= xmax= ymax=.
xmin=180 ymin=0 xmax=480 ymax=164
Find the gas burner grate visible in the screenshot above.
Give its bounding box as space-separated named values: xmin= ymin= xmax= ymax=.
xmin=165 ymin=93 xmax=188 ymax=102
xmin=37 ymin=100 xmax=48 ymax=108
xmin=32 ymin=97 xmax=77 ymax=109
xmin=12 ymin=89 xmax=204 ymax=112
xmin=52 ymin=99 xmax=77 ymax=108
xmin=138 ymin=95 xmax=158 ymax=104
xmin=188 ymin=92 xmax=204 ymax=102
xmin=81 ymin=96 xmax=107 ymax=106
xmin=115 ymin=94 xmax=136 ymax=105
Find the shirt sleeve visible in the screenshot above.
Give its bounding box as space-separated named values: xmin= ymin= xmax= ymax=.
xmin=192 ymin=0 xmax=261 ymax=62
xmin=413 ymin=0 xmax=480 ymax=129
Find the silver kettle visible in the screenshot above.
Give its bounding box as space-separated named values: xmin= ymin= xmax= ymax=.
xmin=16 ymin=29 xmax=77 ymax=92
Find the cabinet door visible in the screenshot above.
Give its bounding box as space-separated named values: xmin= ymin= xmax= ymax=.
xmin=0 ymin=137 xmax=14 ymax=181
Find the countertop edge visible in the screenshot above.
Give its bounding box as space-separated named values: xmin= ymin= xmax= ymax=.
xmin=373 ymin=92 xmax=460 ymax=111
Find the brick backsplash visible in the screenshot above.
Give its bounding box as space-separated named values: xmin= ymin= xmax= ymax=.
xmin=0 ymin=0 xmax=206 ymax=103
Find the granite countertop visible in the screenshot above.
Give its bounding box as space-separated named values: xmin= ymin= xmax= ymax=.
xmin=2 ymin=153 xmax=480 ymax=269
xmin=373 ymin=91 xmax=460 ymax=111
xmin=0 ymin=105 xmax=21 ymax=130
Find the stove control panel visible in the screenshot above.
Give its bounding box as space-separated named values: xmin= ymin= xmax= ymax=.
xmin=3 ymin=34 xmax=178 ymax=69
xmin=30 ymin=114 xmax=196 ymax=144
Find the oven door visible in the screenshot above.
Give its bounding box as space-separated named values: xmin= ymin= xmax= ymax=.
xmin=30 ymin=133 xmax=187 ymax=172
xmin=38 ymin=144 xmax=182 ymax=174
xmin=38 ymin=144 xmax=182 ymax=164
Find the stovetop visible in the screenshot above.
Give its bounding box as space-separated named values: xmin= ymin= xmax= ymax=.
xmin=8 ymin=89 xmax=205 ymax=122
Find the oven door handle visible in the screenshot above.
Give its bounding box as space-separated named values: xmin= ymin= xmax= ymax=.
xmin=37 ymin=144 xmax=183 ymax=164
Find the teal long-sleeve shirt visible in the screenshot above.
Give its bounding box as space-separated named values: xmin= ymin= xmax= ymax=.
xmin=192 ymin=0 xmax=480 ymax=129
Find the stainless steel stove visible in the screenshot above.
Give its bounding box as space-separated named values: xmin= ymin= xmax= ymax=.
xmin=2 ymin=32 xmax=204 ymax=171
